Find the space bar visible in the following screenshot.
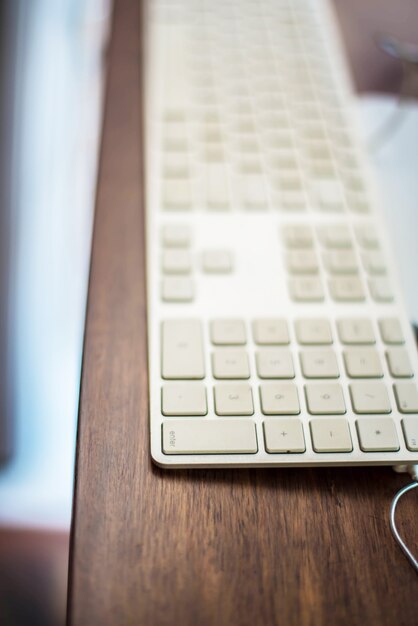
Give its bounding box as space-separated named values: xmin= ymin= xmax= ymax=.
xmin=162 ymin=420 xmax=258 ymax=455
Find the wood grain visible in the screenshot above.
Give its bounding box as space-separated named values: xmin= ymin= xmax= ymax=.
xmin=67 ymin=1 xmax=418 ymax=625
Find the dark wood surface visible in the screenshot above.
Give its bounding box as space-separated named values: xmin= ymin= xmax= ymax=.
xmin=67 ymin=1 xmax=418 ymax=625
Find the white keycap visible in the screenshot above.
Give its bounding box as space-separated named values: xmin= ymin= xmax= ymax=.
xmin=253 ymin=319 xmax=289 ymax=345
xmin=161 ymin=277 xmax=194 ymax=302
xmin=162 ymin=419 xmax=258 ymax=454
xmin=241 ymin=174 xmax=267 ymax=209
xmin=349 ymin=382 xmax=391 ymax=414
xmin=323 ymin=250 xmax=358 ymax=274
xmin=210 ymin=319 xmax=246 ymax=345
xmin=162 ymin=250 xmax=191 ymax=274
xmin=301 ymin=350 xmax=339 ymax=379
xmin=347 ymin=190 xmax=370 ymax=213
xmin=259 ymin=383 xmax=300 ymax=415
xmin=315 ymin=180 xmax=345 ymax=211
xmin=386 ymin=349 xmax=413 ymax=378
xmin=163 ymin=152 xmax=190 ymax=178
xmin=264 ymin=419 xmax=306 ymax=453
xmin=329 ymin=277 xmax=365 ymax=302
xmin=310 ymin=419 xmax=353 ymax=452
xmin=279 ymin=190 xmax=306 ymax=211
xmin=379 ymin=318 xmax=404 ymax=345
xmin=343 ymin=349 xmax=383 ymax=378
xmin=356 ymin=419 xmax=399 ymax=452
xmin=286 ymin=250 xmax=319 ymax=274
xmin=289 ymin=277 xmax=325 ymax=302
xmin=295 ymin=319 xmax=333 ymax=345
xmin=355 ymin=225 xmax=379 ymax=249
xmin=202 ymin=250 xmax=232 ymax=273
xmin=305 ymin=383 xmax=346 ymax=414
xmin=362 ymin=251 xmax=386 ymax=275
xmin=282 ymin=225 xmax=313 ymax=248
xmin=163 ymin=122 xmax=187 ymax=151
xmin=214 ymin=384 xmax=254 ymax=415
xmin=402 ymin=418 xmax=418 ymax=451
xmin=277 ymin=173 xmax=303 ymax=191
xmin=256 ymin=350 xmax=295 ymax=379
xmin=212 ymin=350 xmax=250 ymax=379
xmin=161 ymin=224 xmax=190 ymax=248
xmin=369 ymin=278 xmax=393 ymax=303
xmin=205 ymin=163 xmax=229 ymax=209
xmin=337 ymin=319 xmax=375 ymax=345
xmin=162 ymin=320 xmax=205 ymax=380
xmin=162 ymin=384 xmax=207 ymax=416
xmin=394 ymin=383 xmax=418 ymax=413
xmin=163 ymin=179 xmax=192 ymax=210
xmin=318 ymin=224 xmax=351 ymax=248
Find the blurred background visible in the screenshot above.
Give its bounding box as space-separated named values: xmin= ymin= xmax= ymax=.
xmin=0 ymin=0 xmax=111 ymax=624
xmin=0 ymin=1 xmax=416 ymax=625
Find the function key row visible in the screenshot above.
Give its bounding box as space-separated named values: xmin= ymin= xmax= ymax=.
xmin=202 ymin=347 xmax=413 ymax=380
xmin=161 ymin=382 xmax=418 ymax=416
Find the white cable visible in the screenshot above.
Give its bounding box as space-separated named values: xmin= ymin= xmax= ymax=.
xmin=389 ymin=479 xmax=418 ymax=573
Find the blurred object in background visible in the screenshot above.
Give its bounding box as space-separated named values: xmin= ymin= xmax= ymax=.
xmin=0 ymin=0 xmax=111 ymax=624
xmin=334 ymin=0 xmax=418 ymax=94
xmin=0 ymin=0 xmax=16 ymax=466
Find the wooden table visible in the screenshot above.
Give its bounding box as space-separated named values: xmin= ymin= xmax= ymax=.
xmin=67 ymin=1 xmax=418 ymax=624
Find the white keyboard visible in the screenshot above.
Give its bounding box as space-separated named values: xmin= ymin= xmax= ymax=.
xmin=144 ymin=0 xmax=418 ymax=468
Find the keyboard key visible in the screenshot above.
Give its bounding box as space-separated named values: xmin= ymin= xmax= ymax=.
xmin=278 ymin=190 xmax=306 ymax=211
xmin=394 ymin=383 xmax=418 ymax=413
xmin=161 ymin=277 xmax=194 ymax=302
xmin=329 ymin=277 xmax=365 ymax=302
xmin=356 ymin=419 xmax=399 ymax=452
xmin=289 ymin=277 xmax=325 ymax=302
xmin=323 ymin=250 xmax=358 ymax=274
xmin=161 ymin=224 xmax=190 ymax=247
xmin=214 ymin=384 xmax=254 ymax=415
xmin=402 ymin=419 xmax=418 ymax=451
xmin=240 ymin=174 xmax=267 ymax=209
xmin=210 ymin=319 xmax=246 ymax=345
xmin=253 ymin=319 xmax=289 ymax=345
xmin=300 ymin=350 xmax=339 ymax=378
xmin=310 ymin=419 xmax=352 ymax=452
xmin=202 ymin=250 xmax=233 ymax=273
xmin=163 ymin=152 xmax=190 ymax=178
xmin=318 ymin=224 xmax=351 ymax=248
xmin=369 ymin=278 xmax=393 ymax=303
xmin=162 ymin=384 xmax=207 ymax=416
xmin=305 ymin=383 xmax=346 ymax=414
xmin=162 ymin=320 xmax=205 ymax=380
xmin=386 ymin=349 xmax=413 ymax=378
xmin=259 ymin=383 xmax=300 ymax=415
xmin=162 ymin=419 xmax=258 ymax=454
xmin=379 ymin=318 xmax=404 ymax=345
xmin=212 ymin=350 xmax=250 ymax=379
xmin=163 ymin=179 xmax=192 ymax=210
xmin=343 ymin=349 xmax=383 ymax=378
xmin=295 ymin=318 xmax=333 ymax=345
xmin=205 ymin=163 xmax=229 ymax=209
xmin=256 ymin=350 xmax=295 ymax=379
xmin=362 ymin=251 xmax=386 ymax=275
xmin=286 ymin=250 xmax=319 ymax=274
xmin=162 ymin=250 xmax=191 ymax=274
xmin=282 ymin=225 xmax=313 ymax=248
xmin=314 ymin=179 xmax=345 ymax=212
xmin=163 ymin=123 xmax=187 ymax=151
xmin=355 ymin=225 xmax=379 ymax=249
xmin=349 ymin=382 xmax=391 ymax=414
xmin=337 ymin=319 xmax=375 ymax=345
xmin=264 ymin=419 xmax=306 ymax=453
